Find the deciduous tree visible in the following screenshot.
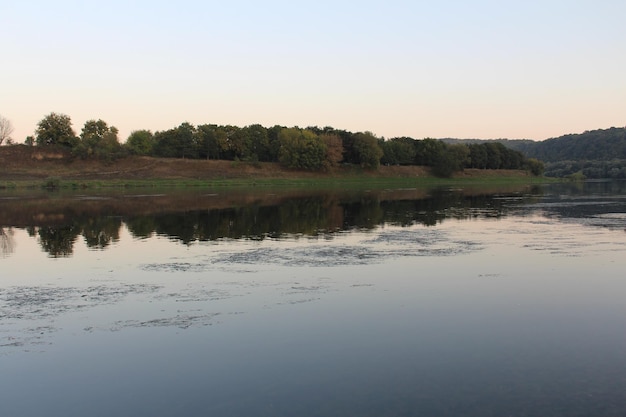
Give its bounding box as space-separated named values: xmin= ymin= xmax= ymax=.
xmin=381 ymin=137 xmax=416 ymax=165
xmin=278 ymin=128 xmax=327 ymax=170
xmin=153 ymin=122 xmax=198 ymax=159
xmin=524 ymin=158 xmax=545 ymax=176
xmin=125 ymin=130 xmax=154 ymax=156
xmin=35 ymin=112 xmax=77 ymax=147
xmin=75 ymin=119 xmax=123 ymax=160
xmin=321 ymin=133 xmax=343 ymax=168
xmin=352 ymin=132 xmax=383 ymax=169
xmin=0 ymin=114 xmax=14 ymax=145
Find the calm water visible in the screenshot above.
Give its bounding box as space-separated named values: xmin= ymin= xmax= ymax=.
xmin=1 ymin=182 xmax=626 ymax=416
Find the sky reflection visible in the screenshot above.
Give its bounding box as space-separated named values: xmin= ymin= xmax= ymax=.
xmin=1 ymin=183 xmax=626 ymax=416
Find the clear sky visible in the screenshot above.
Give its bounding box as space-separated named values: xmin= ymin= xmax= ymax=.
xmin=1 ymin=0 xmax=625 ymax=142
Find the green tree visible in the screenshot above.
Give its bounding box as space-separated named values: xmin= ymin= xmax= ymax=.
xmin=266 ymin=125 xmax=283 ymax=162
xmin=35 ymin=112 xmax=77 ymax=147
xmin=153 ymin=122 xmax=198 ymax=159
xmin=484 ymin=142 xmax=503 ymax=169
xmin=81 ymin=119 xmax=109 ymax=139
xmin=245 ymin=124 xmax=271 ymax=161
xmin=352 ymin=132 xmax=383 ymax=169
xmin=381 ymin=137 xmax=417 ymax=165
xmin=278 ymin=127 xmax=327 ymax=170
xmin=431 ymin=144 xmax=470 ymax=177
xmin=468 ymin=144 xmax=488 ymax=169
xmin=414 ymin=138 xmax=447 ymax=166
xmin=125 ymin=130 xmax=154 ymax=156
xmin=74 ymin=119 xmax=123 ymax=160
xmin=195 ymin=124 xmax=221 ymax=159
xmin=226 ymin=126 xmax=250 ymax=160
xmin=524 ymin=158 xmax=545 ymax=176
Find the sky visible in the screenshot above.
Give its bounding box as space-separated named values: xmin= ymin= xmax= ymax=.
xmin=1 ymin=0 xmax=625 ymax=143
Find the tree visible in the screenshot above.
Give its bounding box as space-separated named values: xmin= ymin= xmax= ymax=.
xmin=226 ymin=126 xmax=251 ymax=160
xmin=177 ymin=122 xmax=198 ymax=159
xmin=81 ymin=119 xmax=109 ymax=139
xmin=468 ymin=144 xmax=488 ymax=169
xmin=484 ymin=142 xmax=503 ymax=169
xmin=431 ymin=143 xmax=470 ymax=177
xmin=125 ymin=130 xmax=154 ymax=156
xmin=414 ymin=138 xmax=447 ymax=166
xmin=153 ymin=122 xmax=198 ymax=159
xmin=245 ymin=124 xmax=271 ymax=161
xmin=35 ymin=112 xmax=77 ymax=147
xmin=352 ymin=132 xmax=383 ymax=169
xmin=266 ymin=125 xmax=283 ymax=162
xmin=0 ymin=114 xmax=14 ymax=145
xmin=196 ymin=124 xmax=222 ymax=160
xmin=321 ymin=133 xmax=344 ymax=168
xmin=74 ymin=119 xmax=123 ymax=160
xmin=278 ymin=127 xmax=327 ymax=170
xmin=524 ymin=158 xmax=545 ymax=176
xmin=381 ymin=137 xmax=417 ymax=165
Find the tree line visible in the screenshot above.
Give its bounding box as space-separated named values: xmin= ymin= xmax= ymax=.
xmin=20 ymin=112 xmax=542 ymax=177
xmin=444 ymin=127 xmax=626 ymax=178
xmin=522 ymin=127 xmax=626 ymax=163
xmin=543 ymin=160 xmax=626 ymax=179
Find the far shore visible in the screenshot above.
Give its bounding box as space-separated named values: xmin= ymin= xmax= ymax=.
xmin=0 ymin=145 xmax=547 ymax=190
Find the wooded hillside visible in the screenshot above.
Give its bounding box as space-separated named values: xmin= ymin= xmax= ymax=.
xmin=445 ymin=127 xmax=626 ymax=178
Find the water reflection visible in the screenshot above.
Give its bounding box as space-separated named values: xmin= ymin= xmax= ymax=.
xmin=2 ymin=182 xmax=626 ymax=417
xmin=0 ymin=227 xmax=15 ymax=256
xmin=1 ymin=181 xmax=626 ymax=258
xmin=0 ymin=186 xmax=537 ymax=257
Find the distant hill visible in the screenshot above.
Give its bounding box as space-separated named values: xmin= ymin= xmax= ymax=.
xmin=525 ymin=127 xmax=626 ymax=162
xmin=442 ymin=127 xmax=626 ymax=162
xmin=441 ymin=127 xmax=626 ymax=178
xmin=441 ymin=138 xmax=537 ymax=155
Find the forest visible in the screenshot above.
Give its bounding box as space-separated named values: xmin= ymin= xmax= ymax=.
xmin=5 ymin=111 xmax=626 ymax=179
xmin=519 ymin=127 xmax=626 ymax=179
xmin=18 ymin=112 xmax=543 ymax=178
xmin=445 ymin=127 xmax=626 ymax=179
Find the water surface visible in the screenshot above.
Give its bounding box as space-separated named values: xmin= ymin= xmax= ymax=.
xmin=1 ymin=182 xmax=626 ymax=416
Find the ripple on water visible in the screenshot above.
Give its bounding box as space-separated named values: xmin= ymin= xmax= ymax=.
xmin=0 ymin=284 xmax=161 ymax=350
xmin=208 ymin=229 xmax=483 ymax=268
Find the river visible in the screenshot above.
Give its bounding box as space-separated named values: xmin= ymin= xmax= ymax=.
xmin=1 ymin=181 xmax=625 ymax=416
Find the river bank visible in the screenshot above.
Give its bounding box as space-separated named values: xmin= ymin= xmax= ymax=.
xmin=0 ymin=145 xmax=543 ymax=189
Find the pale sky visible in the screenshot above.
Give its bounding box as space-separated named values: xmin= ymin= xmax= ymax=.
xmin=2 ymin=1 xmax=625 ymax=143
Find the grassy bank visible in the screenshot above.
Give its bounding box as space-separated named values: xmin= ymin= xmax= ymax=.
xmin=0 ymin=146 xmax=552 ymax=191
xmin=0 ymin=173 xmax=553 ymax=192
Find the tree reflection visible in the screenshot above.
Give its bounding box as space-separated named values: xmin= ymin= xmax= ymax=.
xmin=38 ymin=225 xmax=81 ymax=257
xmin=1 ymin=187 xmax=535 ymax=256
xmin=0 ymin=227 xmax=15 ymax=257
xmin=82 ymin=216 xmax=122 ymax=249
xmin=150 ymin=198 xmax=338 ymax=244
xmin=125 ymin=216 xmax=156 ymax=239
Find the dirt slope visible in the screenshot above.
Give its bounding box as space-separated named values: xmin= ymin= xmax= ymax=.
xmin=0 ymin=145 xmax=527 ymax=181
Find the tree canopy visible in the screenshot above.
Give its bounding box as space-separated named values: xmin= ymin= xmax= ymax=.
xmin=22 ymin=111 xmax=549 ymax=176
xmin=35 ymin=113 xmax=77 ymax=147
xmin=74 ymin=119 xmax=122 ymax=160
xmin=277 ymin=128 xmax=327 ymax=170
